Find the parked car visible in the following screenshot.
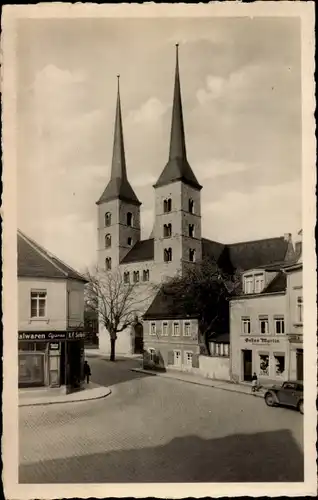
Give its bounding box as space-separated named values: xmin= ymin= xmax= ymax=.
xmin=264 ymin=381 xmax=303 ymax=414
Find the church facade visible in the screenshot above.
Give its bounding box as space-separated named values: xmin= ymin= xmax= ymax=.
xmin=96 ymin=46 xmax=296 ymax=357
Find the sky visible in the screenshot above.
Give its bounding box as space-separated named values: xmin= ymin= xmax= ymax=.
xmin=17 ymin=16 xmax=302 ymax=272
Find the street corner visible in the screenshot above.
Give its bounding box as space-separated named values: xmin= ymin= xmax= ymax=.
xmin=19 ymin=384 xmax=112 ymax=407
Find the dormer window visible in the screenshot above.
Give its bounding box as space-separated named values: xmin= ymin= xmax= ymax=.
xmin=127 ymin=237 xmax=133 ymax=246
xmin=105 ymin=257 xmax=112 ymax=270
xmin=127 ymin=212 xmax=133 ymax=227
xmin=163 ymin=198 xmax=172 ymax=213
xmin=188 ymin=199 xmax=194 ymax=214
xmin=164 ymin=248 xmax=172 ymax=262
xmin=189 ymin=224 xmax=195 ymax=238
xmin=105 ymin=234 xmax=111 ymax=248
xmin=243 ymin=275 xmax=254 ymax=294
xmin=163 ymin=223 xmax=172 ymax=238
xmin=105 ymin=212 xmax=111 ymax=227
xmin=254 ymin=274 xmax=265 ymax=293
xmin=189 ymin=249 xmax=196 ymax=262
xmin=243 ymin=272 xmax=265 ymax=294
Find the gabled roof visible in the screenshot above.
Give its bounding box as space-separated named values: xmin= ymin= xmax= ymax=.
xmin=143 ymin=288 xmax=199 ymax=320
xmin=227 ymin=237 xmax=290 ymax=271
xmin=121 ymin=239 xmax=154 ymax=264
xmin=262 ymin=272 xmax=287 ymax=294
xmin=18 ymin=230 xmax=87 ymax=283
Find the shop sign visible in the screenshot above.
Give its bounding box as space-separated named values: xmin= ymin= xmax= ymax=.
xmin=49 ymin=342 xmax=60 ymax=350
xmin=19 ymin=331 xmax=86 ymax=341
xmin=287 ymin=334 xmax=303 ymax=343
xmin=244 ymin=337 xmax=280 ymax=345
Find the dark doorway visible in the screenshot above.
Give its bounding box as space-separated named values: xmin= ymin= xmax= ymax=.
xmin=133 ymin=322 xmax=144 ymax=354
xmin=67 ymin=340 xmax=84 ymax=389
xmin=243 ymin=349 xmax=252 ymax=381
xmin=296 ymin=349 xmax=303 ymax=381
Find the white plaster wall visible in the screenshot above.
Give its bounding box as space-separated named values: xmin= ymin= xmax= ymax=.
xmin=67 ymin=279 xmax=85 ymax=329
xmin=199 ymin=355 xmax=231 ymax=381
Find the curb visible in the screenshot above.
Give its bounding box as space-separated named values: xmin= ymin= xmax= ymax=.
xmin=131 ymin=368 xmax=265 ymax=399
xmin=19 ymin=387 xmax=112 ymax=407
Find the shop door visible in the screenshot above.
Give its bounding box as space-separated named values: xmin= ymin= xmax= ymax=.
xmin=296 ymin=349 xmax=303 ymax=381
xmin=134 ymin=322 xmax=144 ymax=354
xmin=243 ymin=349 xmax=252 ymax=381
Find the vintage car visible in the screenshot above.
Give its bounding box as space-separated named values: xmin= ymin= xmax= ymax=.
xmin=264 ymin=381 xmax=303 ymax=414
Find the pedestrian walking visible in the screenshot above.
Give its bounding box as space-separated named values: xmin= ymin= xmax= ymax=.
xmin=251 ymin=372 xmax=259 ymax=392
xmin=83 ymin=360 xmax=91 ymax=384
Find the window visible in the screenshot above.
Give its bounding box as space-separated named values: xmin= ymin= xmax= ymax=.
xmin=274 ymin=355 xmax=285 ymax=376
xmin=162 ymin=322 xmax=168 ymax=336
xmin=150 ymin=323 xmax=156 ymax=336
xmin=143 ymin=270 xmax=150 ymax=282
xmin=133 ymin=271 xmax=140 ymax=283
xmin=259 ymin=354 xmax=269 ymax=376
xmin=174 ymin=350 xmax=181 ymax=366
xmin=297 ymin=296 xmax=303 ymax=323
xmin=188 ymin=199 xmax=194 ymax=214
xmin=163 ymin=198 xmax=172 ymax=213
xmin=211 ymin=343 xmax=230 ymax=357
xmin=124 ymin=272 xmax=130 ymax=284
xmin=244 ymin=276 xmax=254 ymax=294
xmin=164 ymin=248 xmax=172 ymax=262
xmin=189 ymin=224 xmax=195 ymax=238
xmin=223 ymin=344 xmax=230 ymax=357
xmin=184 ymin=322 xmax=191 ymax=336
xmin=254 ymin=275 xmax=265 ymax=293
xmin=163 ymin=223 xmax=172 ymax=238
xmin=105 ymin=212 xmax=111 ymax=227
xmin=275 ymin=317 xmax=285 ymax=335
xmin=189 ymin=249 xmax=196 ymax=262
xmin=105 ymin=257 xmax=112 ymax=270
xmin=172 ymin=322 xmax=180 ymax=336
xmin=184 ymin=351 xmax=193 ymax=366
xmin=127 ymin=212 xmax=133 ymax=227
xmin=30 ymin=290 xmax=47 ymax=318
xmin=105 ymin=233 xmax=111 ymax=248
xmin=148 ymin=348 xmax=155 ymax=362
xmin=127 ymin=237 xmax=133 ymax=246
xmin=241 ymin=317 xmax=251 ymax=334
xmin=259 ymin=317 xmax=269 ymax=334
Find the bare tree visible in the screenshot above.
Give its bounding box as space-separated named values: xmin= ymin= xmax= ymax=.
xmin=85 ymin=266 xmax=150 ymax=361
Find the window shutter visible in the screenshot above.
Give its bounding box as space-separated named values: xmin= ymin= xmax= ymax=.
xmin=167 ymin=350 xmax=174 ymax=365
xmin=192 ymin=353 xmax=199 ymax=368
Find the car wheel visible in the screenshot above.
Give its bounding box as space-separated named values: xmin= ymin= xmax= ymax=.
xmin=298 ymin=400 xmax=304 ymax=415
xmin=265 ymin=393 xmax=275 ymax=407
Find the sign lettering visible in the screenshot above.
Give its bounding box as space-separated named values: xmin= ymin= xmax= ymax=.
xmin=18 ymin=331 xmax=86 ymax=341
xmin=244 ymin=337 xmax=280 ymax=345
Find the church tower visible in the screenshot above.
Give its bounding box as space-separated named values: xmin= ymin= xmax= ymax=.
xmin=96 ymin=77 xmax=141 ymax=271
xmin=153 ymin=45 xmax=202 ymax=278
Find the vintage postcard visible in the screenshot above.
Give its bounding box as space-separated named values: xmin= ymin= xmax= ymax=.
xmin=2 ymin=2 xmax=316 ymax=498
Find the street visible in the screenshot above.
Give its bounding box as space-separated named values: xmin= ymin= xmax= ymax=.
xmin=19 ymin=356 xmax=304 ymax=483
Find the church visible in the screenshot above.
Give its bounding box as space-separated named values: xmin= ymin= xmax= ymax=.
xmin=96 ymin=46 xmax=296 ymax=357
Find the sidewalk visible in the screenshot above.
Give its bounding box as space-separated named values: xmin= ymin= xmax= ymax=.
xmin=131 ymin=368 xmax=266 ymax=399
xmin=19 ymin=383 xmax=111 ymax=407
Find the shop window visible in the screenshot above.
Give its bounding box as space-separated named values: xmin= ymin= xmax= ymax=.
xmin=105 ymin=212 xmax=111 ymax=227
xmin=127 ymin=212 xmax=133 ymax=227
xmin=189 ymin=249 xmax=196 ymax=262
xmin=275 ymin=355 xmax=285 ymax=376
xmin=105 ymin=257 xmax=112 ymax=270
xmin=189 ymin=224 xmax=195 ymax=238
xmin=133 ymin=271 xmax=140 ymax=283
xmin=259 ymin=317 xmax=269 ymax=334
xmin=150 ymin=322 xmax=156 ymax=336
xmin=162 ymin=322 xmax=168 ymax=336
xmin=185 ymin=351 xmax=193 ymax=366
xmin=188 ymin=199 xmax=194 ymax=214
xmin=163 ymin=224 xmax=172 ymax=238
xmin=124 ymin=271 xmax=130 ymax=284
xmin=172 ymin=322 xmax=180 ymax=336
xmin=259 ymin=354 xmax=269 ymax=376
xmin=18 ymin=353 xmax=45 ymax=386
xmin=241 ymin=317 xmax=251 ymax=334
xmin=184 ymin=321 xmax=191 ymax=336
xmin=164 ymin=248 xmax=172 ymax=262
xmin=297 ymin=296 xmax=303 ymax=323
xmin=30 ymin=290 xmax=47 ymax=318
xmin=275 ymin=317 xmax=285 ymax=335
xmin=163 ymin=198 xmax=172 ymax=213
xmin=105 ymin=233 xmax=111 ymax=248
xmin=143 ymin=270 xmax=150 ymax=282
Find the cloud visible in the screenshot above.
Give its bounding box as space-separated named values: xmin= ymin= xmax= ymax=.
xmin=127 ymin=97 xmax=168 ymax=124
xmin=198 ymin=159 xmax=248 ymax=181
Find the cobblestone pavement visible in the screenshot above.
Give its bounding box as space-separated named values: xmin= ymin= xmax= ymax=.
xmin=19 ymin=357 xmax=304 ymax=483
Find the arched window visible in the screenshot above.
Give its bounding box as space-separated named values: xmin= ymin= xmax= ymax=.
xmin=163 ymin=198 xmax=172 ymax=213
xmin=164 ymin=248 xmax=172 ymax=262
xmin=143 ymin=270 xmax=150 ymax=282
xmin=163 ymin=223 xmax=172 ymax=238
xmin=133 ymin=271 xmax=140 ymax=283
xmin=189 ymin=249 xmax=196 ymax=262
xmin=189 ymin=224 xmax=195 ymax=238
xmin=127 ymin=212 xmax=133 ymax=227
xmin=105 ymin=234 xmax=111 ymax=248
xmin=189 ymin=199 xmax=194 ymax=214
xmin=124 ymin=272 xmax=130 ymax=284
xmin=105 ymin=257 xmax=112 ymax=270
xmin=105 ymin=212 xmax=111 ymax=227
xmin=127 ymin=237 xmax=133 ymax=246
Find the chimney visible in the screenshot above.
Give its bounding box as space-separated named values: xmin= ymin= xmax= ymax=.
xmin=284 ymin=233 xmax=292 ymax=242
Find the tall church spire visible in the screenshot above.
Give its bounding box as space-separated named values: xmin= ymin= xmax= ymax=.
xmin=154 ymin=45 xmax=202 ymax=190
xmin=97 ymin=76 xmax=141 ymax=206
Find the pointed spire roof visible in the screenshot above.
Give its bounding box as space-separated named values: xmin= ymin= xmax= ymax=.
xmin=97 ymin=76 xmax=141 ymax=206
xmin=154 ymin=45 xmax=202 ymax=191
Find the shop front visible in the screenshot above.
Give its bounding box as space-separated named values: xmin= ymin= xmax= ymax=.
xmin=287 ymin=334 xmax=303 ymax=381
xmin=18 ymin=331 xmax=85 ymax=391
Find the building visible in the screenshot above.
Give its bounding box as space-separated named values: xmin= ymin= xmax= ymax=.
xmin=230 ymin=231 xmax=303 ymax=384
xmin=18 ymin=230 xmax=88 ymax=389
xmin=96 ymin=45 xmax=296 ymax=357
